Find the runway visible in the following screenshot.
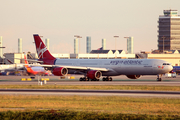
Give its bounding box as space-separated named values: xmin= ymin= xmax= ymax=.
xmin=0 ymin=75 xmax=180 ymax=98
xmin=0 ymin=89 xmax=180 ymax=98
xmin=0 ymin=75 xmax=180 ymax=86
xmin=0 ymin=75 xmax=180 ymax=81
xmin=0 ymin=81 xmax=180 ymax=86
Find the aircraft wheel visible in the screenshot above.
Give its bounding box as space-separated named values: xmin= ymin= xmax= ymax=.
xmin=102 ymin=78 xmax=106 ymax=81
xmin=79 ymin=77 xmax=83 ymax=81
xmin=157 ymin=74 xmax=162 ymax=82
xmin=84 ymin=77 xmax=88 ymax=81
xmin=110 ymin=77 xmax=112 ymax=81
xmin=106 ymin=77 xmax=110 ymax=81
xmin=157 ymin=78 xmax=162 ymax=81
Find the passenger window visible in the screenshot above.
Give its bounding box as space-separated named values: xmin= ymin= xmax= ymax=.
xmin=163 ymin=63 xmax=166 ymax=65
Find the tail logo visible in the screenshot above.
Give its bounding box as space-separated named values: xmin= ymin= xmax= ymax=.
xmin=37 ymin=42 xmax=47 ymax=59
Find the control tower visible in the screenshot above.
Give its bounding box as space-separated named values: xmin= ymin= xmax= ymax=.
xmin=158 ymin=9 xmax=180 ymax=51
xmin=127 ymin=37 xmax=133 ymax=54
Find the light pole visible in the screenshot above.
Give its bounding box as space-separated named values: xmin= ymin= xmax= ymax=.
xmin=114 ymin=36 xmax=119 ymax=50
xmin=162 ymin=36 xmax=166 ymax=53
xmin=74 ymin=35 xmax=82 ymax=54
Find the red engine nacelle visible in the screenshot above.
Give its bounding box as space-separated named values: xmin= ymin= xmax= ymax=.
xmin=52 ymin=67 xmax=68 ymax=76
xmin=126 ymin=75 xmax=141 ymax=79
xmin=87 ymin=70 xmax=102 ymax=79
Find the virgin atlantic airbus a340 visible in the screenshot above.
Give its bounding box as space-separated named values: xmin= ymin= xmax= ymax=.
xmin=33 ymin=34 xmax=173 ymax=81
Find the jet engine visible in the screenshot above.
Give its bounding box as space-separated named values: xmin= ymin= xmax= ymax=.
xmin=87 ymin=70 xmax=102 ymax=79
xmin=52 ymin=67 xmax=68 ymax=76
xmin=126 ymin=75 xmax=141 ymax=79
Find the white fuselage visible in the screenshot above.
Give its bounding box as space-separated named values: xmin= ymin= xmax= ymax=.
xmin=54 ymin=59 xmax=172 ymax=76
xmin=30 ymin=66 xmax=46 ymax=72
xmin=0 ymin=64 xmax=24 ymax=72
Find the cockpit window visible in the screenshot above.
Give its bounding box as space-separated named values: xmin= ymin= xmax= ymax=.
xmin=163 ymin=63 xmax=170 ymax=65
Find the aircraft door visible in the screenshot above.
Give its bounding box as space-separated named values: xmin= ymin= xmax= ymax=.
xmin=153 ymin=63 xmax=158 ymax=74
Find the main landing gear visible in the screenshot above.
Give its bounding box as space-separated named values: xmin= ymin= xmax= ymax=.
xmin=79 ymin=76 xmax=112 ymax=81
xmin=157 ymin=74 xmax=162 ymax=81
xmin=102 ymin=77 xmax=112 ymax=81
xmin=79 ymin=77 xmax=100 ymax=81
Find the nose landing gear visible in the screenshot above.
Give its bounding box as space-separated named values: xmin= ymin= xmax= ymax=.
xmin=157 ymin=74 xmax=162 ymax=81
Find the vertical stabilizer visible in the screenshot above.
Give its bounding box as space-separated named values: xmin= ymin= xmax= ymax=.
xmin=33 ymin=34 xmax=55 ymax=60
xmin=24 ymin=53 xmax=32 ymax=73
xmin=24 ymin=53 xmax=29 ymax=67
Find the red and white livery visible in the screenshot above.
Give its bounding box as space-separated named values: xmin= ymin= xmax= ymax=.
xmin=33 ymin=34 xmax=173 ymax=81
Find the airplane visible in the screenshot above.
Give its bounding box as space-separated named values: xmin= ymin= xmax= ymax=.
xmin=23 ymin=53 xmax=50 ymax=76
xmin=171 ymin=66 xmax=180 ymax=74
xmin=33 ymin=34 xmax=173 ymax=81
xmin=0 ymin=64 xmax=24 ymax=75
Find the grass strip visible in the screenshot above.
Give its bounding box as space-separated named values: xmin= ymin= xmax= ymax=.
xmin=0 ymin=110 xmax=180 ymax=120
xmin=0 ymin=85 xmax=180 ymax=91
xmin=0 ymin=95 xmax=180 ymax=116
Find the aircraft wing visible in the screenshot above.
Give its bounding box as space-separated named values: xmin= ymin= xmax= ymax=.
xmin=30 ymin=64 xmax=110 ymax=72
xmin=14 ymin=58 xmax=43 ymax=63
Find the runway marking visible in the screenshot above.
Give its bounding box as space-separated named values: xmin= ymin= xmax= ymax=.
xmin=0 ymin=89 xmax=180 ymax=98
xmin=0 ymin=92 xmax=180 ymax=98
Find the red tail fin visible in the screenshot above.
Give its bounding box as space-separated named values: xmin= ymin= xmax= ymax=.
xmin=33 ymin=34 xmax=55 ymax=60
xmin=24 ymin=53 xmax=30 ymax=68
xmin=24 ymin=53 xmax=28 ymax=64
xmin=24 ymin=53 xmax=35 ymax=74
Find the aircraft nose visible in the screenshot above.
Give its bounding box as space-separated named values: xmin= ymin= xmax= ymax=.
xmin=168 ymin=65 xmax=173 ymax=72
xmin=171 ymin=65 xmax=173 ymax=70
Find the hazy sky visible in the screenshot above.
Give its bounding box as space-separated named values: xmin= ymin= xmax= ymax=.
xmin=0 ymin=0 xmax=180 ymax=54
